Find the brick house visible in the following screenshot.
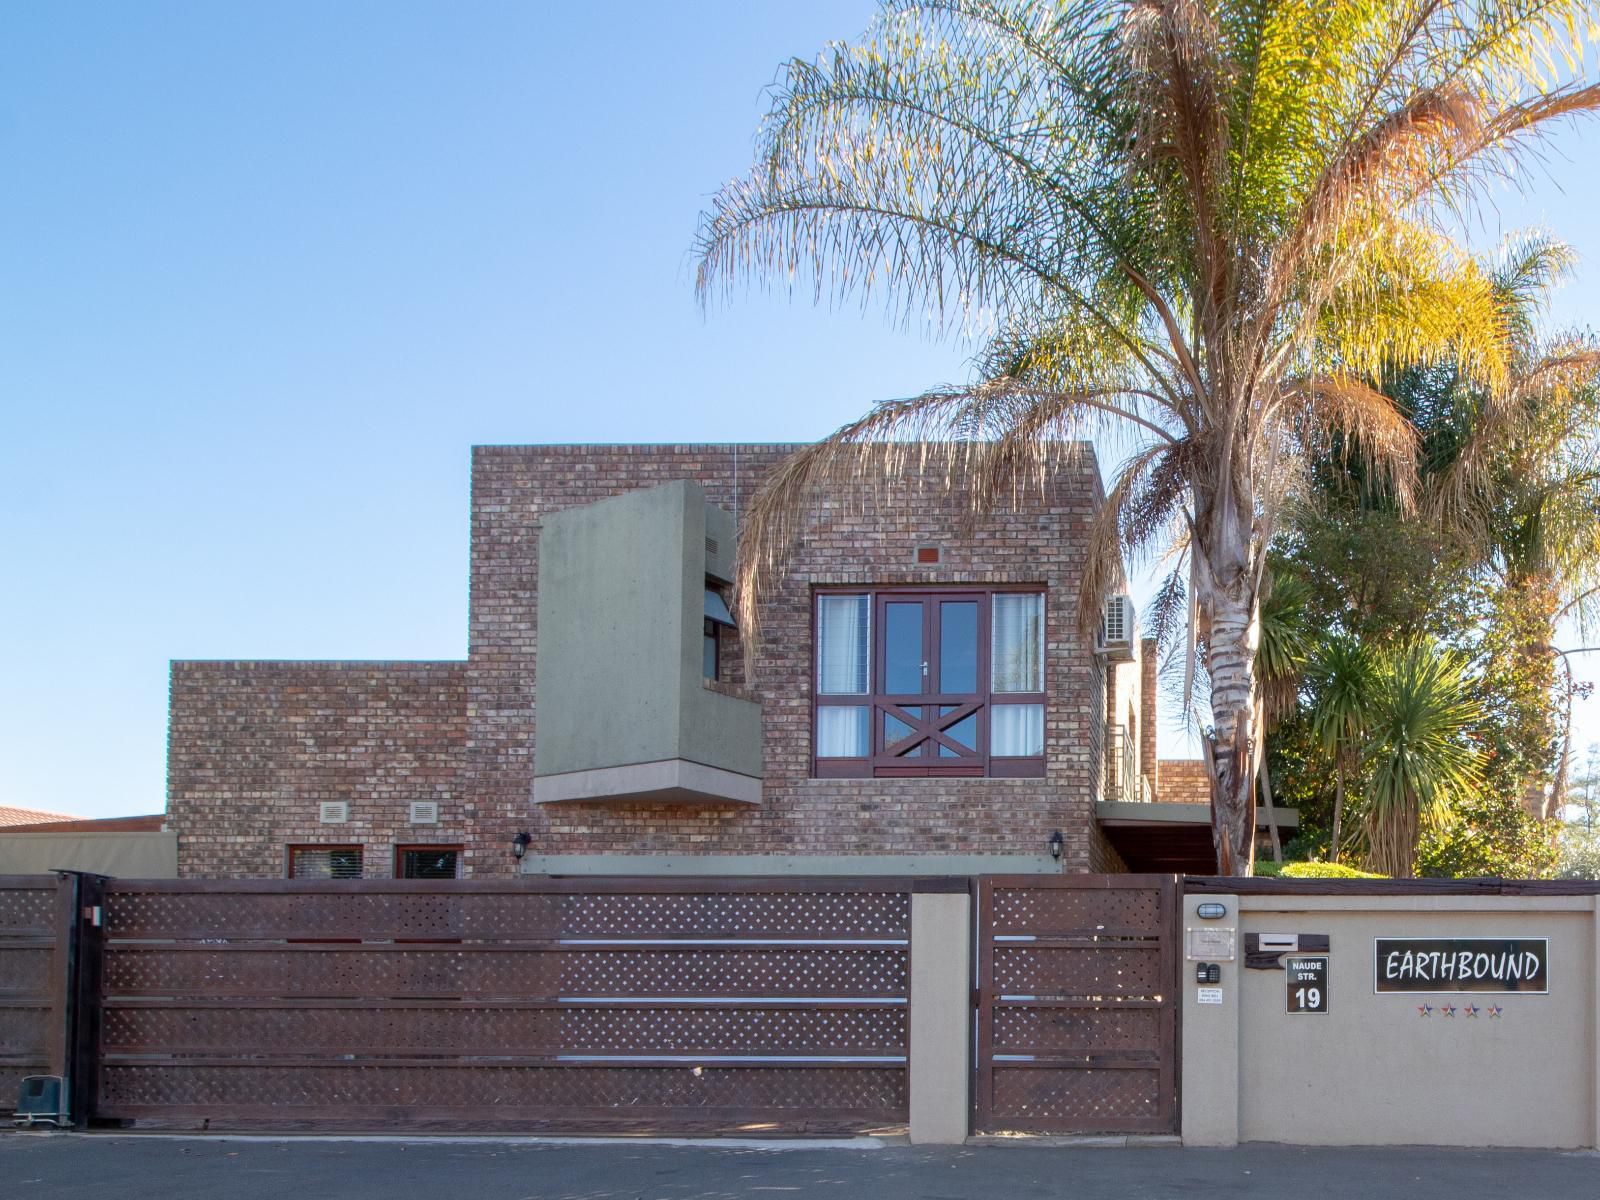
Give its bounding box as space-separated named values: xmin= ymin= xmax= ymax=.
xmin=167 ymin=443 xmax=1289 ymax=880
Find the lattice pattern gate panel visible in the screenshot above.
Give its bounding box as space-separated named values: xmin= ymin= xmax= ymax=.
xmin=0 ymin=877 xmax=61 ymax=1108
xmin=94 ymin=878 xmax=910 ymax=1134
xmin=975 ymin=875 xmax=1178 ymax=1134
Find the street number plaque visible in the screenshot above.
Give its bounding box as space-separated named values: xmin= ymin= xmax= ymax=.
xmin=1286 ymin=955 xmax=1328 ymax=1014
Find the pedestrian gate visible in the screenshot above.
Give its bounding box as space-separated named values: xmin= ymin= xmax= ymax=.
xmin=974 ymin=875 xmax=1178 ymax=1134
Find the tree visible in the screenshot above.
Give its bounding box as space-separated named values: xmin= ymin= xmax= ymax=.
xmin=1305 ymin=635 xmax=1374 ymax=864
xmin=1361 ymin=639 xmax=1484 ymax=876
xmin=697 ymin=0 xmax=1600 ymax=873
xmin=1427 ymin=238 xmax=1600 ymax=815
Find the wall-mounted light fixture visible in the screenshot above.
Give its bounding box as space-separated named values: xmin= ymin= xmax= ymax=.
xmin=511 ymin=831 xmax=532 ymax=862
xmin=1048 ymin=830 xmax=1063 ymax=860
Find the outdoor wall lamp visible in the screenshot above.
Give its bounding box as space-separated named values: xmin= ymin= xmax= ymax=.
xmin=511 ymin=831 xmax=532 ymax=862
xmin=1048 ymin=830 xmax=1063 ymax=860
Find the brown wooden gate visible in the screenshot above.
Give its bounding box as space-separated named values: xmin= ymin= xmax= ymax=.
xmin=0 ymin=876 xmax=62 ymax=1109
xmin=93 ymin=877 xmax=910 ymax=1134
xmin=974 ymin=874 xmax=1178 ymax=1134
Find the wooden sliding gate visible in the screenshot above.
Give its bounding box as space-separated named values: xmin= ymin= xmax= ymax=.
xmin=974 ymin=874 xmax=1178 ymax=1134
xmin=92 ymin=877 xmax=911 ymax=1134
xmin=0 ymin=877 xmax=64 ymax=1109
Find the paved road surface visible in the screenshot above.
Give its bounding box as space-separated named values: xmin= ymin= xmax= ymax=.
xmin=3 ymin=1134 xmax=1596 ymax=1199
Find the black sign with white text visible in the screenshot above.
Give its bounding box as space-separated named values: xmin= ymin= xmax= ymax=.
xmin=1374 ymin=938 xmax=1548 ymax=993
xmin=1286 ymin=955 xmax=1328 ymax=1014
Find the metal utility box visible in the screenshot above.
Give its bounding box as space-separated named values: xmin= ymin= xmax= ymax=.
xmin=13 ymin=1075 xmax=68 ymax=1127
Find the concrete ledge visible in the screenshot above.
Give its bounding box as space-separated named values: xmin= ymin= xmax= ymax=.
xmin=532 ymin=759 xmax=761 ymax=806
xmin=1097 ymin=800 xmax=1298 ymax=829
xmin=522 ymin=854 xmax=1062 ymax=876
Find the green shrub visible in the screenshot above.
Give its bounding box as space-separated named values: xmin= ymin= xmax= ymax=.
xmin=1254 ymin=860 xmax=1386 ymax=879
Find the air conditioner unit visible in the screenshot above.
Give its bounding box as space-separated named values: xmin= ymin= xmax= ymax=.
xmin=318 ymin=801 xmax=349 ymax=825
xmin=409 ymin=801 xmax=439 ymax=825
xmin=1097 ymin=594 xmax=1137 ymax=662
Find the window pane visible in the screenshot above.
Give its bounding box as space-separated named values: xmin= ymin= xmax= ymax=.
xmin=290 ymin=847 xmax=363 ymax=880
xmin=884 ymin=707 xmax=922 ymax=754
xmin=939 ymin=601 xmax=978 ymax=693
xmin=992 ymin=593 xmax=1044 ymax=692
xmin=817 ymin=595 xmax=869 ymax=694
xmin=399 ymin=848 xmax=459 ymax=880
xmin=703 ymin=627 xmax=718 ymax=681
xmin=884 ymin=601 xmax=924 ymax=694
xmin=991 ymin=704 xmax=1044 ymax=756
xmin=944 ymin=713 xmax=977 ymax=751
xmin=816 ymin=705 xmax=869 ymax=757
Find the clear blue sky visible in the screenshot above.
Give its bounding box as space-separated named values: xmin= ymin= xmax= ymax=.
xmin=2 ymin=2 xmax=1596 ymax=818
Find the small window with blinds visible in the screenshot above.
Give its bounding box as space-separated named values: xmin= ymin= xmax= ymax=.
xmin=287 ymin=845 xmax=363 ymax=879
xmin=396 ymin=845 xmax=461 ymax=880
xmin=813 ymin=587 xmax=1045 ymax=778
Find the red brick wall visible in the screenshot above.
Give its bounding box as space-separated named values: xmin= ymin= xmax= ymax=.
xmin=1140 ymin=638 xmax=1159 ymax=798
xmin=468 ymin=444 xmax=1111 ymax=871
xmin=170 ymin=443 xmax=1124 ymax=877
xmin=1159 ymin=759 xmax=1211 ymax=805
xmin=168 ymin=662 xmax=467 ymax=878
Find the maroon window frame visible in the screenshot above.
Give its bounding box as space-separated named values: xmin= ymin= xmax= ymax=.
xmin=813 ymin=586 xmax=1045 ymax=779
xmin=394 ymin=845 xmax=462 ymax=880
xmin=286 ymin=844 xmax=364 ymax=879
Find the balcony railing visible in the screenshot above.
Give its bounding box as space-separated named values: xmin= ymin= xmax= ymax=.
xmin=1104 ymin=723 xmax=1152 ymax=802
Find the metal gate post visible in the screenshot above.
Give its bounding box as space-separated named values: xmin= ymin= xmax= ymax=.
xmin=44 ymin=870 xmax=107 ymax=1128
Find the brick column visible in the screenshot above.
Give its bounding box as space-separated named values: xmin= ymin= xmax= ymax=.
xmin=1140 ymin=637 xmax=1160 ymax=799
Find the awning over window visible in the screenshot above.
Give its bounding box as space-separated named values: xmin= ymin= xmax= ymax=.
xmin=705 ymin=588 xmax=735 ymax=627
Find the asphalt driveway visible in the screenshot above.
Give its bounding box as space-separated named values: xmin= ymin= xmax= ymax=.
xmin=3 ymin=1134 xmax=1596 ymax=1199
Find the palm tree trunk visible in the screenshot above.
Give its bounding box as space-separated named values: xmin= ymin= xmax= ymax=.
xmin=1201 ymin=568 xmax=1259 ymax=877
xmin=1329 ymin=763 xmax=1345 ymax=865
xmin=1259 ymin=761 xmax=1283 ymax=866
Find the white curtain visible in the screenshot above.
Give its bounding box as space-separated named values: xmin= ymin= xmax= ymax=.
xmin=817 ymin=706 xmax=869 ymax=757
xmin=991 ymin=704 xmax=1044 ymax=757
xmin=817 ymin=594 xmax=869 ymax=694
xmin=991 ymin=593 xmax=1044 ymax=692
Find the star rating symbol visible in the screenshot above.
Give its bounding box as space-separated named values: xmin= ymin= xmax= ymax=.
xmin=1418 ymin=1004 xmax=1433 ymax=1017
xmin=1441 ymin=1004 xmax=1457 ymax=1017
xmin=1488 ymin=1005 xmax=1503 ymax=1018
xmin=1464 ymin=1004 xmax=1481 ymax=1018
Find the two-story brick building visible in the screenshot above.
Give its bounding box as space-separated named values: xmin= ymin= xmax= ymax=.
xmin=167 ymin=443 xmax=1287 ymax=879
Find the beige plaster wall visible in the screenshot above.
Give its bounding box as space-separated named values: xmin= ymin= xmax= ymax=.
xmin=0 ymin=832 xmax=177 ymax=878
xmin=1185 ymin=892 xmax=1598 ymax=1149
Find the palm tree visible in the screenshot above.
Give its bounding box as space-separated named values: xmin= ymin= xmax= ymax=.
xmin=1306 ymin=634 xmax=1375 ymax=864
xmin=1361 ymin=639 xmax=1484 ymax=876
xmin=696 ymin=0 xmax=1600 ymax=873
xmin=1365 ymin=236 xmax=1600 ymax=816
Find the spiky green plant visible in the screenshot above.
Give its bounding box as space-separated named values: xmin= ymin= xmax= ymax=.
xmin=696 ymin=0 xmax=1600 ymax=873
xmin=1306 ymin=634 xmax=1376 ymax=862
xmin=1362 ymin=639 xmax=1484 ymax=876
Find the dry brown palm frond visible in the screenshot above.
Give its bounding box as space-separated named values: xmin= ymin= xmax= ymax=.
xmin=1123 ymin=437 xmax=1199 ymax=546
xmin=1260 ymin=84 xmax=1483 ymax=326
xmin=1284 ymin=373 xmax=1421 ymax=511
xmin=1428 ymin=345 xmax=1600 ymax=528
xmin=1075 ymin=441 xmax=1177 ymax=635
xmin=1144 ymin=561 xmax=1190 ymax=654
xmin=731 ymin=378 xmax=1168 ymax=660
xmin=1473 ymin=80 xmax=1600 ymax=153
